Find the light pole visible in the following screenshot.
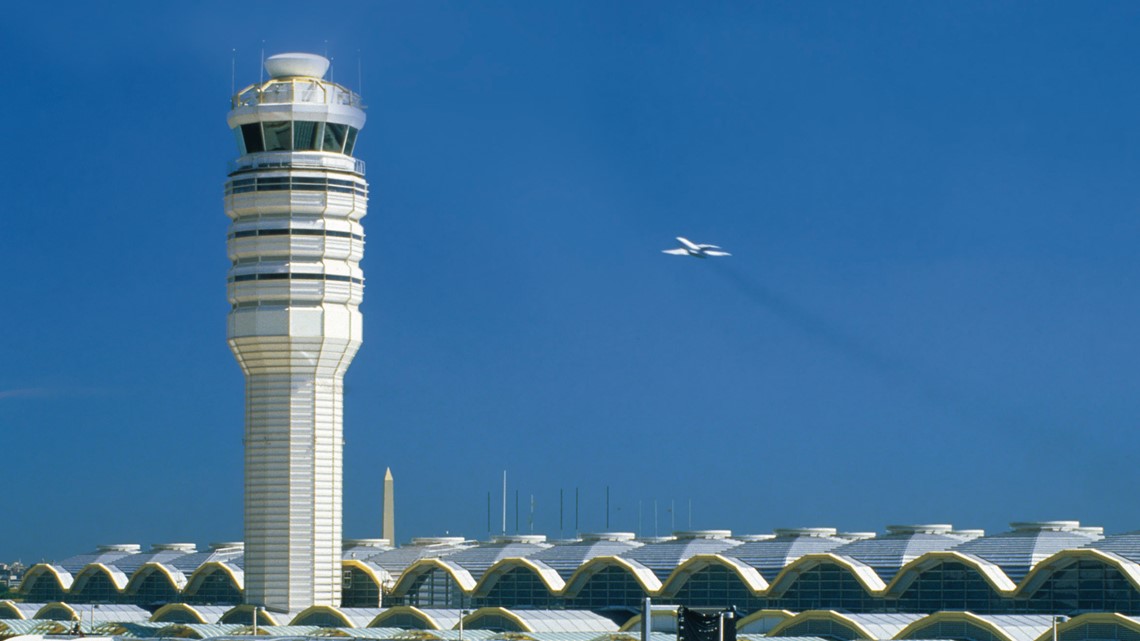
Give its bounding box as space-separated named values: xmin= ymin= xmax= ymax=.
xmin=459 ymin=609 xmax=470 ymax=641
xmin=1053 ymin=615 xmax=1069 ymax=641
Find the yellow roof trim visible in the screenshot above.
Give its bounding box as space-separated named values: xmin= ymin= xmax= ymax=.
xmin=1029 ymin=613 xmax=1140 ymax=641
xmin=184 ymin=561 xmax=244 ymax=595
xmin=390 ymin=558 xmax=477 ymax=595
xmin=560 ymin=555 xmax=663 ymax=597
xmin=767 ymin=610 xmax=875 ymax=640
xmin=766 ymin=553 xmax=886 ymax=597
xmin=151 ymin=603 xmax=212 ymax=624
xmin=34 ymin=601 xmax=80 ymax=622
xmin=1017 ymin=548 xmax=1140 ymax=596
xmin=18 ymin=563 xmax=73 ymax=592
xmin=71 ymin=562 xmax=129 ymax=593
xmin=658 ymin=553 xmax=768 ymax=596
xmin=895 ymin=611 xmax=1020 ymax=641
xmin=735 ymin=609 xmax=795 ymax=633
xmin=368 ymin=606 xmax=446 ymax=630
xmin=473 ymin=557 xmax=566 ymax=597
xmin=885 ymin=551 xmax=1017 ymax=596
xmin=293 ymin=605 xmax=355 ymax=628
xmin=462 ymin=607 xmax=532 ymax=633
xmin=126 ymin=562 xmax=188 ymax=594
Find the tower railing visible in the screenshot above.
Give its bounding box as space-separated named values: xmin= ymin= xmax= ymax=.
xmin=228 ymin=154 xmax=366 ymax=176
xmin=233 ymin=78 xmax=363 ymax=109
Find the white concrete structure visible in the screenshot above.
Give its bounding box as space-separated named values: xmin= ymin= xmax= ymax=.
xmin=225 ymin=52 xmax=367 ymax=612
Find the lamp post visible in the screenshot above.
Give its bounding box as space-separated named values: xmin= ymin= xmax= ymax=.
xmin=459 ymin=609 xmax=470 ymax=641
xmin=1053 ymin=615 xmax=1069 ymax=641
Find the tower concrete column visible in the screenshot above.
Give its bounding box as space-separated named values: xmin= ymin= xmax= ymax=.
xmin=225 ymin=52 xmax=367 ymax=612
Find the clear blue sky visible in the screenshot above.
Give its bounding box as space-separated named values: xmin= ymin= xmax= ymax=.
xmin=3 ymin=2 xmax=1140 ymax=563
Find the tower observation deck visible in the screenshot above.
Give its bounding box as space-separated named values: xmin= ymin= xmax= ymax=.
xmin=224 ymin=52 xmax=367 ymax=612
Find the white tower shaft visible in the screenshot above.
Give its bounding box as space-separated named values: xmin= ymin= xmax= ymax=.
xmin=226 ymin=52 xmax=367 ymax=612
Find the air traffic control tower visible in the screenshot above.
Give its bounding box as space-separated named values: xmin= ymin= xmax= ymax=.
xmin=225 ymin=53 xmax=367 ymax=611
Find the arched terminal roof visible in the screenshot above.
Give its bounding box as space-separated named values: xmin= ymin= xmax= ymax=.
xmin=368 ymin=607 xmax=465 ymax=630
xmin=561 ymin=555 xmax=664 ymax=597
xmin=831 ymin=525 xmax=972 ymax=582
xmin=461 ymin=607 xmax=619 ymax=633
xmin=1017 ymin=548 xmax=1140 ymax=597
xmin=292 ymin=606 xmax=384 ymax=628
xmin=724 ymin=529 xmax=849 ymax=581
xmin=768 ymin=611 xmax=923 ymax=640
xmin=896 ymin=613 xmax=1053 ymax=641
xmin=527 ymin=533 xmax=642 ymax=580
xmin=951 ymin=522 xmax=1103 ymax=583
xmin=736 ymin=610 xmax=796 ymax=634
xmin=1035 ymin=613 xmax=1140 ymax=641
xmin=473 ymin=557 xmax=567 ymax=596
xmin=766 ymin=553 xmax=888 ymax=597
xmin=150 ymin=604 xmax=231 ymax=624
xmin=658 ymin=554 xmax=768 ymax=596
xmin=620 ymin=532 xmax=741 ymax=582
xmin=354 ymin=538 xmax=474 ymax=577
xmin=0 ymin=601 xmax=43 ymax=620
xmin=884 ymin=550 xmax=1019 ymax=596
xmin=432 ymin=537 xmax=551 ymax=584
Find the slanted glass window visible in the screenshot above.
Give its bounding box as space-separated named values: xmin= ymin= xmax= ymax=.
xmin=241 ymin=123 xmax=264 ymax=153
xmin=322 ymin=122 xmax=347 ymax=152
xmin=344 ymin=127 xmax=359 ymax=155
xmin=233 ymin=128 xmax=246 ymax=155
xmin=293 ymin=121 xmax=321 ymax=151
xmin=262 ymin=121 xmax=292 ymax=151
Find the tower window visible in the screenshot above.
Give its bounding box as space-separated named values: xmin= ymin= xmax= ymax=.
xmin=344 ymin=127 xmax=359 ymax=155
xmin=294 ymin=121 xmax=322 ymax=151
xmin=240 ymin=123 xmax=264 ymax=153
xmin=322 ymin=123 xmax=347 ymax=152
xmin=262 ymin=121 xmax=292 ymax=151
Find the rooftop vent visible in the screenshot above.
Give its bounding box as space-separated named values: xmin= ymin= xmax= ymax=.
xmin=265 ymin=53 xmax=330 ymax=80
xmin=410 ymin=537 xmax=466 ymax=547
xmin=151 ymin=543 xmax=197 ymax=553
xmin=491 ymin=534 xmax=547 ymax=544
xmin=343 ymin=538 xmax=391 ymax=549
xmin=1011 ymin=521 xmax=1081 ymax=533
xmin=675 ymin=530 xmax=732 ymax=540
xmin=774 ymin=528 xmax=838 ymax=538
xmin=582 ymin=532 xmax=636 ymax=542
xmin=735 ymin=534 xmax=777 ymax=542
xmin=208 ymin=542 xmax=244 ymax=552
xmin=886 ymin=524 xmax=953 ymax=535
xmin=837 ymin=532 xmax=877 ymax=541
xmin=97 ymin=544 xmax=141 ymax=553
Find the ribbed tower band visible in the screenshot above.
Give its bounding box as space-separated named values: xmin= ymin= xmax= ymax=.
xmin=225 ymin=52 xmax=367 ymax=612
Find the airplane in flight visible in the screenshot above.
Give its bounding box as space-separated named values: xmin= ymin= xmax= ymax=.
xmin=662 ymin=236 xmax=731 ymax=258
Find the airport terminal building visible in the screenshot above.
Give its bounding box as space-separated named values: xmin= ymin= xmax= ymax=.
xmin=9 ymin=520 xmax=1140 ymax=641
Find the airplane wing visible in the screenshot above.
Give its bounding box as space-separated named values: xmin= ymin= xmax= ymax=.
xmin=696 ymin=244 xmax=722 ymax=249
xmin=662 ymin=248 xmax=691 ymax=255
xmin=676 ymin=237 xmax=700 ymax=251
xmin=703 ymin=250 xmax=731 ymax=257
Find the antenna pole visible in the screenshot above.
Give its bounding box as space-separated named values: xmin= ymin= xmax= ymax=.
xmin=259 ymin=42 xmax=265 ymax=84
xmin=606 ymin=486 xmax=610 ymax=529
xmin=560 ymin=489 xmax=564 ymax=538
xmin=575 ymin=487 xmax=579 ymax=535
xmin=487 ymin=491 xmax=491 ymax=536
xmin=501 ymin=471 xmax=507 ymax=535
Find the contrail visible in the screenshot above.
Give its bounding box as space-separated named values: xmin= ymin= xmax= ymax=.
xmin=703 ymin=259 xmax=1005 ymax=423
